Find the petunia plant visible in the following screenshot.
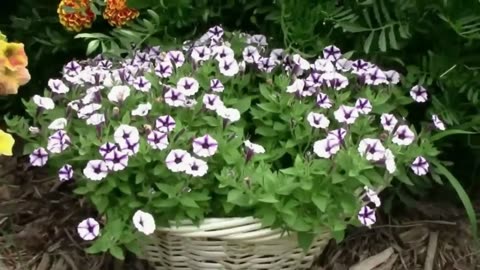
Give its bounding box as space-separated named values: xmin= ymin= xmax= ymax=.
xmin=4 ymin=26 xmax=458 ymax=258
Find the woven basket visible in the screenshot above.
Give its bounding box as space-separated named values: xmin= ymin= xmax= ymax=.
xmin=144 ymin=217 xmax=330 ymax=270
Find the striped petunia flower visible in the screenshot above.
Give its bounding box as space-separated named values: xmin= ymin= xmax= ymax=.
xmin=48 ymin=79 xmax=69 ymax=94
xmin=154 ymin=60 xmax=173 ymax=78
xmin=165 ymin=149 xmax=192 ymax=173
xmin=358 ymin=206 xmax=376 ymax=227
xmin=355 ymin=98 xmax=372 ymax=114
xmin=164 ymin=88 xmax=186 ymax=107
xmin=58 ymin=164 xmax=74 ymax=181
xmin=132 ymin=76 xmax=152 ymax=92
xmin=132 ymin=210 xmax=156 ymax=235
xmin=410 ymin=85 xmax=428 ymax=103
xmin=192 ymin=135 xmax=218 ymax=157
xmin=177 ymin=77 xmax=199 ymax=96
xmin=104 ymin=149 xmax=129 ymax=171
xmin=307 ymin=112 xmax=330 ymax=129
xmin=47 ymin=130 xmax=71 ymax=153
xmin=358 ymin=138 xmax=386 ymax=161
xmin=83 ymin=160 xmax=108 ymax=181
xmin=334 ymin=105 xmax=359 ymax=125
xmin=99 ymin=142 xmax=117 ymax=157
xmin=147 ymin=130 xmax=169 ymax=150
xmin=210 ymin=79 xmax=224 ymax=92
xmin=167 ymin=50 xmax=185 ymax=67
xmin=392 ymin=125 xmax=415 ymax=146
xmin=155 ymin=115 xmax=176 ymax=133
xmin=411 ymin=156 xmax=429 ymax=176
xmin=323 ymin=45 xmax=342 ymax=62
xmin=316 ymin=93 xmax=333 ymax=109
xmin=380 ymin=113 xmax=398 ymax=132
xmin=203 ymin=94 xmax=224 ymax=111
xmin=77 ymin=218 xmax=100 ymax=241
xmin=313 ymin=138 xmax=340 ymax=159
xmin=185 ymin=157 xmax=209 ymax=177
xmin=30 ymin=147 xmax=49 ymax=167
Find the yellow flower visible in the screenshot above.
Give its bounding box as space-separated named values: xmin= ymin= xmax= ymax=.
xmin=0 ymin=40 xmax=28 ymax=70
xmin=0 ymin=129 xmax=14 ymax=156
xmin=0 ymin=65 xmax=31 ymax=95
xmin=58 ymin=0 xmax=96 ymax=32
xmin=103 ymin=0 xmax=139 ymax=27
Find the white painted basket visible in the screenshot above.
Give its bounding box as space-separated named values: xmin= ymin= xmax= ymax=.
xmin=144 ymin=217 xmax=330 ymax=270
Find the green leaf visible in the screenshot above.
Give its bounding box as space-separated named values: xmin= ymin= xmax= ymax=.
xmin=255 ymin=126 xmax=277 ymax=137
xmin=336 ymin=22 xmax=370 ymax=33
xmin=297 ymin=232 xmax=315 ymax=252
xmin=312 ymin=194 xmax=328 ymax=212
xmin=179 ymin=197 xmax=199 ymax=208
xmin=388 ymin=27 xmax=399 ymax=49
xmin=258 ymin=193 xmax=279 ymax=203
xmin=364 ymin=32 xmax=375 ymax=53
xmin=331 ymin=229 xmax=345 ymax=243
xmin=430 ymin=130 xmax=475 ymax=142
xmin=86 ymin=40 xmax=100 ymax=55
xmin=431 ymin=160 xmax=478 ymax=242
xmin=227 ymin=190 xmax=250 ymax=206
xmin=109 ymin=246 xmax=125 ymax=260
xmin=73 ymin=186 xmax=90 ymax=195
xmin=378 ymin=29 xmax=387 ymax=52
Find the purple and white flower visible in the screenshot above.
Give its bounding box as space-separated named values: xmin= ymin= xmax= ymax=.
xmin=185 ymin=157 xmax=209 ymax=177
xmin=351 ymin=59 xmax=371 ymax=75
xmin=327 ymin=128 xmax=347 ymax=143
xmin=216 ymin=106 xmax=241 ymax=123
xmin=213 ymin=45 xmax=234 ymax=61
xmin=257 ymin=57 xmax=277 ymax=73
xmin=380 ymin=113 xmax=398 ymax=132
xmin=242 ymin=46 xmax=260 ymax=63
xmin=384 ymin=149 xmax=396 ymax=174
xmin=203 ymin=94 xmax=224 ymax=111
xmin=58 ymin=164 xmax=73 ymax=181
xmin=358 ymin=206 xmax=376 ymax=227
xmin=47 ymin=130 xmax=71 ymax=153
xmin=154 ymin=61 xmax=173 ymax=78
xmin=323 ymin=45 xmax=342 ymax=62
xmin=83 ymin=160 xmax=108 ymax=181
xmin=385 ymin=70 xmax=400 ymax=85
xmin=177 ymin=77 xmax=199 ymax=96
xmin=365 ymin=67 xmax=388 ymax=85
xmin=307 ymin=112 xmax=330 ymax=129
xmin=99 ymin=142 xmax=117 ymax=157
xmin=155 ymin=115 xmax=176 ymax=133
xmin=313 ymin=138 xmax=340 ymax=159
xmin=321 ymin=72 xmax=349 ymax=90
xmin=313 ymin=59 xmax=335 ymax=73
xmin=131 ymin=103 xmax=152 ymax=117
xmin=247 ymin=34 xmax=268 ymax=46
xmin=392 ymin=125 xmax=415 ymax=146
xmin=147 ymin=130 xmax=169 ymax=150
xmin=33 ymin=95 xmax=55 ymax=110
xmin=244 ymin=140 xmax=265 ymax=162
xmin=192 ymin=135 xmax=218 ymax=157
xmin=358 ymin=138 xmax=386 ymax=161
xmin=210 ymin=79 xmax=224 ymax=92
xmin=355 ymin=98 xmax=372 ymax=114
xmin=164 ymin=88 xmax=186 ymax=107
xmin=167 ymin=50 xmax=185 ymax=67
xmin=108 ymin=85 xmax=130 ymax=103
xmin=432 ymin=114 xmax=446 ymax=130
xmin=305 ymin=73 xmax=322 ymax=88
xmin=48 ymin=118 xmax=67 ymax=130
xmin=86 ymin=113 xmax=105 ymax=126
xmin=270 ymin=48 xmax=285 ymax=64
xmin=207 ymin=25 xmax=224 ymax=40
xmin=363 ymin=187 xmax=381 ymax=208
xmin=286 ymin=79 xmax=305 ymax=94
xmin=132 ymin=76 xmax=152 ymax=92
xmin=335 ymin=58 xmax=353 ymax=72
xmin=218 ymin=57 xmax=239 ymax=76
xmin=411 ymin=156 xmax=429 ymax=176
xmin=316 ymin=93 xmax=333 ymax=109
xmin=191 ymin=46 xmax=211 ymax=62
xmin=165 ymin=149 xmax=192 ymax=172
xmin=77 ymin=218 xmax=100 ymax=241
xmin=48 ymin=79 xmax=69 ymax=94
xmin=29 ymin=147 xmax=48 ymax=167
xmin=114 ymin=124 xmax=140 ymax=151
xmin=334 ymin=105 xmax=359 ymax=124
xmin=132 ymin=210 xmax=156 ymax=235
xmin=63 ymin=60 xmax=82 ymax=77
xmin=410 ymin=85 xmax=428 ymax=103
xmin=104 ymin=149 xmax=129 ymax=171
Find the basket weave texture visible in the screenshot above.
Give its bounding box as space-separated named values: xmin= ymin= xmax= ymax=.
xmin=144 ymin=217 xmax=330 ymax=270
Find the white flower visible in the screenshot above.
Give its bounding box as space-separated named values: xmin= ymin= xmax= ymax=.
xmin=83 ymin=160 xmax=108 ymax=181
xmin=306 ymin=112 xmax=330 ymax=129
xmin=29 ymin=126 xmax=40 ymax=134
xmin=286 ymin=79 xmax=305 ymax=94
xmin=108 ymin=85 xmax=131 ymax=103
xmin=313 ymin=59 xmax=335 ymax=73
xmin=355 ymin=98 xmax=372 ymax=114
xmin=203 ymin=94 xmax=224 ymax=111
xmin=132 ymin=210 xmax=156 ymax=235
xmin=392 ymin=125 xmax=415 ymax=146
xmin=29 ymin=147 xmax=48 ymax=167
xmin=77 ymin=218 xmax=100 ymax=241
xmin=244 ymin=140 xmax=265 ymax=154
xmin=48 ymin=79 xmax=69 ymax=94
xmin=147 ymin=130 xmax=169 ymax=150
xmin=364 ymin=186 xmax=381 ymax=207
xmin=131 ymin=103 xmax=152 ymax=116
xmin=384 ymin=149 xmax=396 ymax=174
xmin=67 ymin=100 xmax=81 ymax=111
xmin=247 ymin=34 xmax=268 ymax=46
xmin=86 ymin=113 xmax=105 ymax=126
xmin=216 ymin=106 xmax=241 ymax=122
xmin=313 ymin=138 xmax=340 ymax=159
xmin=411 ymin=156 xmax=429 ymax=176
xmin=210 ymin=79 xmax=224 ymax=92
xmin=380 ymin=113 xmax=398 ymax=132
xmin=165 ymin=149 xmax=192 ymax=172
xmin=132 ymin=76 xmax=152 ymax=92
xmin=48 ymin=118 xmax=67 ymax=130
xmin=185 ymin=158 xmax=209 ymax=177
xmin=292 ymin=54 xmax=310 ymax=70
xmin=242 ymin=46 xmax=260 ymax=63
xmin=410 ymin=85 xmax=428 ymax=103
xmin=114 ymin=124 xmax=140 ymax=149
xmin=77 ymin=103 xmax=102 ymax=119
xmin=164 ymin=88 xmax=186 ymax=107
xmin=432 ymin=114 xmax=446 ymax=130
xmin=192 ymin=135 xmax=218 ymax=157
xmin=104 ymin=149 xmax=129 ymax=171
xmin=358 ymin=138 xmax=386 ymax=161
xmin=334 ymin=105 xmax=359 ymax=124
xmin=33 ymin=95 xmax=55 ymax=110
xmin=218 ymin=57 xmax=239 ymax=77
xmin=177 ymin=77 xmax=199 ymax=96
xmin=212 ymin=45 xmax=235 ymax=61
xmin=191 ymin=46 xmax=211 ymax=62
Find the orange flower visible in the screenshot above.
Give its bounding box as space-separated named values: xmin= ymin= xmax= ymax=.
xmin=0 ymin=40 xmax=28 ymax=70
xmin=103 ymin=0 xmax=139 ymax=27
xmin=0 ymin=65 xmax=31 ymax=95
xmin=57 ymin=0 xmax=95 ymax=32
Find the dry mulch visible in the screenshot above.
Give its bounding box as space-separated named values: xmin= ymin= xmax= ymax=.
xmin=1 ymin=155 xmax=479 ymax=270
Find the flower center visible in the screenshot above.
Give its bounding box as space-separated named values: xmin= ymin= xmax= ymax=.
xmin=174 ymin=156 xmax=183 ymax=164
xmin=191 ymin=164 xmax=199 ymax=171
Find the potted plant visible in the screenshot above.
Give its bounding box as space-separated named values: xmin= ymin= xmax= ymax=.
xmin=5 ymin=26 xmax=449 ymax=269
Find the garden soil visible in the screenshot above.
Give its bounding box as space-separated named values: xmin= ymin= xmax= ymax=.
xmin=0 ymin=155 xmax=478 ymax=270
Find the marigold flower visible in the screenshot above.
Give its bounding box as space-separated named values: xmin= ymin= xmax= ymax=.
xmin=0 ymin=129 xmax=14 ymax=156
xmin=103 ymin=0 xmax=139 ymax=27
xmin=57 ymin=0 xmax=95 ymax=32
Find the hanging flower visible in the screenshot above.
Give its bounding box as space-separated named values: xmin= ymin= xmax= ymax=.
xmin=286 ymin=79 xmax=305 ymax=94
xmin=57 ymin=0 xmax=95 ymax=32
xmin=364 ymin=68 xmax=388 ymax=85
xmin=306 ymin=112 xmax=330 ymax=129
xmin=411 ymin=156 xmax=429 ymax=176
xmin=358 ymin=138 xmax=386 ymax=161
xmin=210 ymin=79 xmax=224 ymax=92
xmin=244 ymin=140 xmax=265 ymax=162
xmin=351 ymin=59 xmax=371 ymax=75
xmin=313 ymin=138 xmax=340 ymax=159
xmin=83 ymin=160 xmax=108 ymax=181
xmin=358 ymin=206 xmax=376 ymax=227
xmin=77 ymin=218 xmax=100 ymax=240
xmin=313 ymin=59 xmax=335 ymax=73
xmin=0 ymin=129 xmax=15 ymax=156
xmin=380 ymin=113 xmax=398 ymax=133
xmin=132 ymin=210 xmax=156 ymax=235
xmin=103 ymin=0 xmax=139 ymax=27
xmin=385 ymin=70 xmax=400 ymax=85
xmin=48 ymin=79 xmax=69 ymax=94
xmin=305 ymin=73 xmax=322 ymax=88
xmin=78 ymin=103 xmax=102 ymax=119
xmin=212 ymin=45 xmax=234 ymax=62
xmin=192 ymin=135 xmax=218 ymax=157
xmin=33 ymin=95 xmax=55 ymax=110
xmin=316 ymin=93 xmax=333 ymax=109
xmin=177 ymin=77 xmax=199 ymax=96
xmin=58 ymin=164 xmax=74 ymax=181
xmin=147 ymin=130 xmax=169 ymax=150
xmin=247 ymin=34 xmax=268 ymax=46
xmin=165 ymin=149 xmax=192 ymax=172
xmin=131 ymin=103 xmax=152 ymax=116
xmin=29 ymin=147 xmax=49 ymax=167
xmin=257 ymin=57 xmax=277 ymax=73
xmin=207 ymin=25 xmax=224 ymax=40
xmin=384 ymin=149 xmax=396 ymax=174
xmin=0 ymin=40 xmax=28 ymax=70
xmin=392 ymin=125 xmax=415 ymax=146
xmin=47 ymin=130 xmax=71 ymax=153
xmin=155 ymin=115 xmax=176 ymax=133
xmin=185 ymin=157 xmax=209 ymax=177
xmin=334 ymin=105 xmax=359 ymax=124
xmin=335 ymin=59 xmax=352 ymax=72
xmin=363 ymin=187 xmax=381 ymax=207
xmin=432 ymin=114 xmax=446 ymax=130
xmin=410 ymin=85 xmax=428 ymax=103
xmin=355 ymin=98 xmax=372 ymax=114
xmin=321 ymin=72 xmax=349 ymax=90
xmin=114 ymin=124 xmax=139 ymax=155
xmin=108 ymin=85 xmax=130 ymax=103
xmin=0 ymin=65 xmax=31 ymax=95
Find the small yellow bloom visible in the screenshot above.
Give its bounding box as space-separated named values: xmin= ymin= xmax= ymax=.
xmin=0 ymin=129 xmax=15 ymax=156
xmin=0 ymin=40 xmax=28 ymax=70
xmin=0 ymin=65 xmax=31 ymax=95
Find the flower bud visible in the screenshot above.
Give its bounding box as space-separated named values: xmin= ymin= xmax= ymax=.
xmin=143 ymin=124 xmax=152 ymax=134
xmin=112 ymin=107 xmax=120 ymax=118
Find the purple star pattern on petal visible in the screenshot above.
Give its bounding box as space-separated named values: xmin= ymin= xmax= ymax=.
xmin=156 ymin=115 xmax=176 ymax=133
xmin=30 ymin=147 xmax=49 ymax=167
xmin=358 ymin=206 xmax=376 ymax=227
xmin=59 ymin=164 xmax=74 ymax=181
